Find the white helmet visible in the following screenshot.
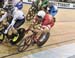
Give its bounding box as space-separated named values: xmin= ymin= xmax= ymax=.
xmin=37 ymin=10 xmax=46 ymax=19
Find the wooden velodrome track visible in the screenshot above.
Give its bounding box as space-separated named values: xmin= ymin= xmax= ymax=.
xmin=0 ymin=4 xmax=75 ymax=58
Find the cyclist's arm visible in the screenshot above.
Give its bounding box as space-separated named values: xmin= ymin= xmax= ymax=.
xmin=4 ymin=14 xmax=17 ymax=34
xmin=9 ymin=18 xmax=16 ymax=27
xmin=41 ymin=20 xmax=54 ymax=30
xmin=41 ymin=19 xmax=54 ymax=30
xmin=4 ymin=18 xmax=16 ymax=34
xmin=41 ymin=25 xmax=51 ymax=30
xmin=41 ymin=15 xmax=54 ymax=30
xmin=0 ymin=12 xmax=7 ymax=22
xmin=8 ymin=10 xmax=18 ymax=27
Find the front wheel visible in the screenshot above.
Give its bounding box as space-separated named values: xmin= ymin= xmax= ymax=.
xmin=37 ymin=32 xmax=50 ymax=47
xmin=17 ymin=36 xmax=32 ymax=52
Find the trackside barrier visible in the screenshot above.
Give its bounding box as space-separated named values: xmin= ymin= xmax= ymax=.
xmin=49 ymin=1 xmax=75 ymax=9
xmin=23 ymin=1 xmax=75 ymax=9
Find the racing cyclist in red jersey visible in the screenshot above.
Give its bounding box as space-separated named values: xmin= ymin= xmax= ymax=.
xmin=31 ymin=10 xmax=54 ymax=42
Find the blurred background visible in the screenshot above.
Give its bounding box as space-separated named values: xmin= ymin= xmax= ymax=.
xmin=24 ymin=0 xmax=75 ymax=3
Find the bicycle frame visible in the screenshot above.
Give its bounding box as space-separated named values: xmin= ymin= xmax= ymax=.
xmin=25 ymin=29 xmax=37 ymax=42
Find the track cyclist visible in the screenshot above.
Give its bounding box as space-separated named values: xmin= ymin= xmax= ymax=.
xmin=0 ymin=5 xmax=25 ymax=44
xmin=31 ymin=10 xmax=54 ymax=42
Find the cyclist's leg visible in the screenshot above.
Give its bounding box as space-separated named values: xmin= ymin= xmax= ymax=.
xmin=7 ymin=26 xmax=14 ymax=38
xmin=7 ymin=26 xmax=19 ymax=45
xmin=10 ymin=26 xmax=19 ymax=41
xmin=0 ymin=20 xmax=8 ymax=42
xmin=35 ymin=26 xmax=50 ymax=41
xmin=10 ymin=18 xmax=25 ymax=37
xmin=9 ymin=19 xmax=25 ymax=44
xmin=33 ymin=28 xmax=43 ymax=42
xmin=7 ymin=16 xmax=13 ymax=24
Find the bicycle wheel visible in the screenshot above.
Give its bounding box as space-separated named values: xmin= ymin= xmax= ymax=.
xmin=37 ymin=32 xmax=50 ymax=47
xmin=26 ymin=6 xmax=38 ymax=21
xmin=9 ymin=28 xmax=25 ymax=45
xmin=17 ymin=36 xmax=32 ymax=52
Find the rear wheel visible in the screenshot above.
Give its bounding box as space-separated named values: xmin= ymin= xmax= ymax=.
xmin=9 ymin=28 xmax=25 ymax=45
xmin=37 ymin=32 xmax=50 ymax=47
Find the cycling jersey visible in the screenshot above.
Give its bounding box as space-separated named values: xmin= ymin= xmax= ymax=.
xmin=42 ymin=14 xmax=54 ymax=28
xmin=12 ymin=7 xmax=25 ymax=20
xmin=7 ymin=7 xmax=25 ymax=28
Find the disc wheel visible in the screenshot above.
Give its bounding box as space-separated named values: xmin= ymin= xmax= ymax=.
xmin=37 ymin=32 xmax=50 ymax=47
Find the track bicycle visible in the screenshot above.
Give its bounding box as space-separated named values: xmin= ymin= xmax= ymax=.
xmin=17 ymin=24 xmax=50 ymax=52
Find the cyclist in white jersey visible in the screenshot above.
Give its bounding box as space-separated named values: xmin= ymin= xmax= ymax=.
xmin=3 ymin=7 xmax=25 ymax=34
